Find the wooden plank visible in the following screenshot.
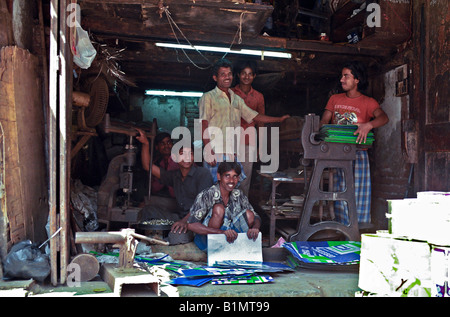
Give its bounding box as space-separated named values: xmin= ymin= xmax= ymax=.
xmin=83 ymin=20 xmax=391 ymax=57
xmin=0 ymin=46 xmax=47 ymax=245
xmin=13 ymin=48 xmax=47 ymax=243
xmin=80 ymin=0 xmax=247 ymax=4
xmin=49 ymin=0 xmax=59 ymax=286
xmin=0 ymin=0 xmax=14 ymax=47
xmin=424 ymin=123 xmax=450 ymax=152
xmin=413 ymin=0 xmax=450 ymax=193
xmin=59 ymin=0 xmax=73 ymax=286
xmin=425 ymin=153 xmax=450 ymax=192
xmin=79 ymin=0 xmax=271 ymax=37
xmin=48 ymin=0 xmax=74 ymax=286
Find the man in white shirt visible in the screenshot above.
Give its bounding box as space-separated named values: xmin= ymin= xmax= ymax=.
xmin=198 ymin=59 xmax=290 ymax=184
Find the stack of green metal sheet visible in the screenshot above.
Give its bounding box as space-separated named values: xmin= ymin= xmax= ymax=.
xmin=317 ymin=124 xmax=374 ymax=145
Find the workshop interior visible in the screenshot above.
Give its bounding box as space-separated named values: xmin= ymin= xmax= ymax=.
xmin=0 ymin=0 xmax=449 ymax=297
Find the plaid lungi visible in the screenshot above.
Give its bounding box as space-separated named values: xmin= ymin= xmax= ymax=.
xmin=333 ymin=150 xmax=371 ymax=225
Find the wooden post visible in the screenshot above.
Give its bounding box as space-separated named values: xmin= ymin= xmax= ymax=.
xmin=59 ymin=0 xmax=73 ymax=286
xmin=49 ymin=0 xmax=72 ymax=285
xmin=48 ymin=0 xmax=59 ymax=286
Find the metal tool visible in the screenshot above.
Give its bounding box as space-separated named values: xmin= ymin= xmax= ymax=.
xmin=289 ymin=114 xmax=360 ymax=242
xmin=97 ymin=114 xmax=157 ymax=230
xmin=75 ymin=228 xmax=168 ymax=269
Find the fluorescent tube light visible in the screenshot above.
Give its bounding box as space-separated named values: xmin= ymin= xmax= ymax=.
xmin=145 ymin=90 xmax=203 ymax=97
xmin=155 ymin=42 xmax=292 ymax=59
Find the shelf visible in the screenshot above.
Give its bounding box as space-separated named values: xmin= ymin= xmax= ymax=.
xmin=330 ymin=1 xmax=366 ymax=42
xmin=258 ymin=168 xmax=337 ymax=246
xmin=330 ymin=0 xmax=411 ymax=45
xmin=257 ymin=169 xmax=306 ymax=246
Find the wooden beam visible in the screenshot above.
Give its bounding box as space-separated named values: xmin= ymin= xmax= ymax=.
xmin=85 ymin=23 xmax=392 ymax=58
xmin=59 ymin=0 xmax=73 ymax=286
xmin=79 ymin=0 xmax=254 ymax=7
xmin=48 ymin=0 xmax=59 ymax=287
xmin=49 ymin=0 xmax=73 ymax=286
xmin=79 ymin=0 xmax=272 ymax=36
xmin=424 ymin=123 xmax=450 ymax=152
xmin=77 ymin=0 xmax=392 ymax=57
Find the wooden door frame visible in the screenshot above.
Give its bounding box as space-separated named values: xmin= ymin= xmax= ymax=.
xmin=414 ymin=1 xmax=450 ymax=193
xmin=48 ymin=0 xmax=72 ymax=286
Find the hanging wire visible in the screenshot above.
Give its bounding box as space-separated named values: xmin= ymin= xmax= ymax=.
xmin=221 ymin=11 xmax=246 ymax=59
xmin=238 ymin=11 xmax=245 ymax=44
xmin=163 ymin=7 xmax=212 ymax=69
xmin=162 ymin=6 xmax=248 ymax=67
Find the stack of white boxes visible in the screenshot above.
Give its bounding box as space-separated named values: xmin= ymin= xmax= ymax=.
xmin=358 ymin=191 xmax=450 ymax=297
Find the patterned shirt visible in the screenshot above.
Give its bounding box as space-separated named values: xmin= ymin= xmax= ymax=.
xmin=198 ymin=86 xmax=259 ymax=155
xmin=187 ymin=183 xmax=261 ymax=233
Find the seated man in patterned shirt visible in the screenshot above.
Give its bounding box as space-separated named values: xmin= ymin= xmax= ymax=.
xmin=187 ymin=161 xmax=261 ymax=252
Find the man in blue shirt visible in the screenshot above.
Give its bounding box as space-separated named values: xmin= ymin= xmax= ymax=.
xmin=136 ymin=129 xmax=213 ymax=244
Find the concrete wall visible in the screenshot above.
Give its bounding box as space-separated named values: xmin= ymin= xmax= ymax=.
xmin=141 ymin=96 xmax=200 ymax=138
xmin=371 ymin=65 xmax=412 ymax=228
xmin=142 ymin=96 xmax=182 ymax=133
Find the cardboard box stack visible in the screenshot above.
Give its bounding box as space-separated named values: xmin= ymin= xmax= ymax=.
xmin=358 ymin=191 xmax=450 ymax=297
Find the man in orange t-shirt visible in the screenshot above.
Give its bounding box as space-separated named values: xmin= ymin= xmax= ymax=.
xmin=231 ymin=60 xmax=265 ymax=196
xmin=321 ymin=61 xmax=389 ymax=225
xmin=324 ymin=93 xmax=380 ymax=128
